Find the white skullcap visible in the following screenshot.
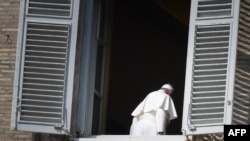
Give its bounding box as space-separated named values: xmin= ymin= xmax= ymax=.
xmin=161 ymin=83 xmax=173 ymax=90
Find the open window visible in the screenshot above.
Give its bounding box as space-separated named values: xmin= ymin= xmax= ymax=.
xmin=11 ymin=0 xmax=250 ymax=139
xmin=76 ymin=0 xmax=190 ymax=136
xmin=11 ymin=0 xmax=189 ymax=136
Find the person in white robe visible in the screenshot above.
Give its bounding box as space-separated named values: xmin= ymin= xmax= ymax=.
xmin=129 ymin=83 xmax=177 ymax=135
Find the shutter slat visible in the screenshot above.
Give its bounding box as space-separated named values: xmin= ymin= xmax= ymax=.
xmin=26 ymin=45 xmax=67 ymax=50
xmin=191 ymin=118 xmax=223 ymax=123
xmin=24 ymin=66 xmax=65 ymax=71
xmin=232 ymin=112 xmax=249 ymax=121
xmin=193 ymin=79 xmax=226 ymax=83
xmin=23 ymin=84 xmax=64 ymax=91
xmin=22 ymin=88 xmax=63 ymax=93
xmin=192 ymin=101 xmax=224 ymax=105
xmin=192 ymin=112 xmax=224 ymax=116
xmin=194 ymin=74 xmax=226 ymax=78
xmin=28 ymin=0 xmax=72 ymax=17
xmin=235 ymin=89 xmax=250 ymax=98
xmin=194 ymin=63 xmax=227 ymax=67
xmin=23 ymin=93 xmax=63 ymax=99
xmin=232 ymin=118 xmax=248 ymax=125
xmin=195 ymin=58 xmax=227 ymax=61
xmin=233 ymin=105 xmax=249 ymax=115
xmin=30 ymin=2 xmax=70 ymax=7
xmin=25 ymin=57 xmax=66 ymax=64
xmin=26 ymin=55 xmax=65 ymax=60
xmin=22 ymin=104 xmax=62 ymax=109
xmin=26 ymin=39 xmax=68 ymax=44
xmin=234 ymin=99 xmax=250 ymax=108
xmin=196 ymin=41 xmax=229 ymax=45
xmin=196 ymin=35 xmax=229 ymax=40
xmin=21 ymin=110 xmax=61 ymax=115
xmin=197 ymin=24 xmax=230 ymax=28
xmin=192 ymin=100 xmax=224 ymax=104
xmin=24 ymin=77 xmax=64 ymax=82
xmin=197 ymin=30 xmax=230 ymax=33
xmin=20 ymin=115 xmax=61 ymax=123
xmin=25 ymin=61 xmax=65 ymax=66
xmin=24 ymin=72 xmax=64 ymax=76
xmin=27 ymin=28 xmax=68 ymax=33
xmin=30 ymin=1 xmax=70 ymax=6
xmin=29 ymin=7 xmax=70 ymax=13
xmin=191 ymin=117 xmax=224 ymax=122
xmin=194 ymin=68 xmax=227 ymax=72
xmin=27 ymin=33 xmax=68 ymax=39
xmin=197 ymin=0 xmax=232 ymax=18
xmin=192 ymin=107 xmax=223 ymax=110
xmin=193 ymin=86 xmax=226 ymax=90
xmin=22 ymin=99 xmax=63 ymax=104
xmin=198 ymin=3 xmax=231 ymax=8
xmin=193 ymin=90 xmax=225 ymax=94
xmin=25 ymin=50 xmax=67 ymax=55
xmin=20 ymin=115 xmax=61 ymax=120
xmin=23 ymin=82 xmax=64 ymax=88
xmin=198 ymin=9 xmax=231 ymax=14
xmin=196 ymin=47 xmax=228 ymax=50
xmin=192 ymin=95 xmax=225 ymax=98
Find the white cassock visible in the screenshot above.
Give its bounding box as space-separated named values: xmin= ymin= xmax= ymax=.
xmin=129 ymin=89 xmax=177 ymax=135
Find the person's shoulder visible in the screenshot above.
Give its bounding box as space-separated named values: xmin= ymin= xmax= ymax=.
xmin=148 ymin=90 xmax=160 ymax=94
xmin=147 ymin=90 xmax=163 ymax=96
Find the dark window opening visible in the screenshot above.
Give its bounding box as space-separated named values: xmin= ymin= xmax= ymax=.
xmin=105 ymin=0 xmax=190 ymax=135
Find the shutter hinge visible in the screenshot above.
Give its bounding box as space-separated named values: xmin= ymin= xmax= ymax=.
xmin=54 ymin=123 xmax=64 ymax=128
xmin=182 ymin=129 xmax=186 ymax=135
xmin=54 ymin=120 xmax=64 ymax=128
xmin=16 ymin=97 xmax=21 ymax=109
xmin=188 ymin=125 xmax=196 ymax=131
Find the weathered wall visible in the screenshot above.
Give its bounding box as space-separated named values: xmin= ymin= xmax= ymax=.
xmin=0 ymin=0 xmax=32 ymax=141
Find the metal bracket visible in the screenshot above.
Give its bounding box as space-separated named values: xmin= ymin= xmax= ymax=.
xmin=54 ymin=123 xmax=64 ymax=128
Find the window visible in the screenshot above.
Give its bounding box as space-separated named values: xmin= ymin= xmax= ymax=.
xmin=11 ymin=0 xmax=250 ymax=139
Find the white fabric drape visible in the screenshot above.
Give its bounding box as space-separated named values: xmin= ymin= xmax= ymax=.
xmin=130 ymin=90 xmax=177 ymax=135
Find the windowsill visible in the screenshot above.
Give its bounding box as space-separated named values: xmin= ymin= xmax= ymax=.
xmin=74 ymin=135 xmax=186 ymax=141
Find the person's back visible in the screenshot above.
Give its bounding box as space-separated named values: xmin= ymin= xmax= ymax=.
xmin=129 ymin=84 xmax=177 ymax=135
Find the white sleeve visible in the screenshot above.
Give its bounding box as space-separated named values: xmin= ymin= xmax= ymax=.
xmin=155 ymin=108 xmax=167 ymax=133
xmin=129 ymin=117 xmax=138 ymax=135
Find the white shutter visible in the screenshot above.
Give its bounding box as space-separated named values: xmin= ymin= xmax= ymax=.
xmin=232 ymin=0 xmax=250 ymax=125
xmin=11 ymin=0 xmax=79 ymax=134
xmin=182 ymin=0 xmax=240 ymax=135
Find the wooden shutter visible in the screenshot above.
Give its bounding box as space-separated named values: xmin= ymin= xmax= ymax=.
xmin=11 ymin=0 xmax=79 ymax=134
xmin=232 ymin=0 xmax=250 ymax=125
xmin=182 ymin=0 xmax=240 ymax=135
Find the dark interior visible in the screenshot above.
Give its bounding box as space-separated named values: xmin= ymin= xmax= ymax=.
xmin=106 ymin=0 xmax=190 ymax=135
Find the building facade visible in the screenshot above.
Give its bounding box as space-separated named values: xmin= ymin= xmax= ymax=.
xmin=0 ymin=0 xmax=32 ymax=140
xmin=0 ymin=0 xmax=249 ymax=141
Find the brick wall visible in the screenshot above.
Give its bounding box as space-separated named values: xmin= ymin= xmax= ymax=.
xmin=0 ymin=0 xmax=32 ymax=141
